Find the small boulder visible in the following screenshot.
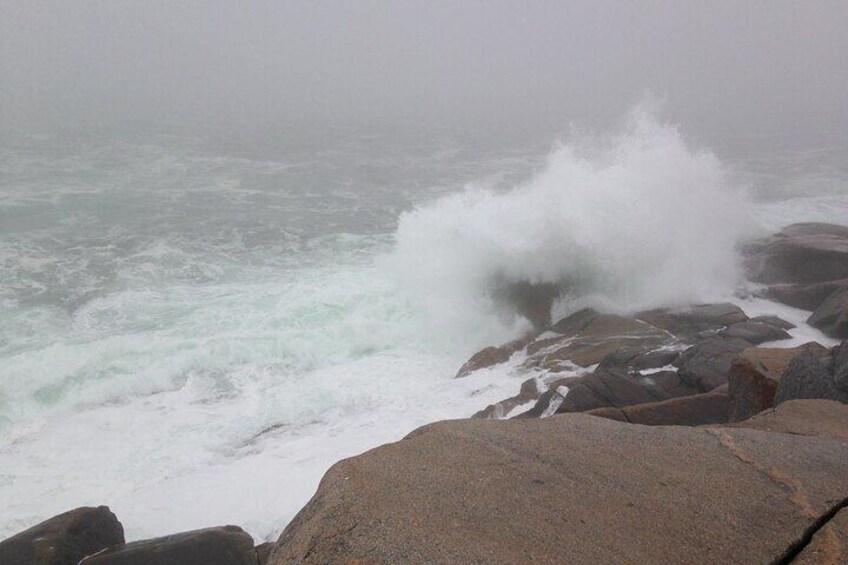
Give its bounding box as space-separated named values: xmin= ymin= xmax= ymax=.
xmin=79 ymin=526 xmax=256 ymax=565
xmin=727 ymin=343 xmax=829 ymax=422
xmin=807 ymin=285 xmax=848 ymax=338
xmin=0 ymin=506 xmax=124 ymax=565
xmin=774 ymin=348 xmax=848 ymax=406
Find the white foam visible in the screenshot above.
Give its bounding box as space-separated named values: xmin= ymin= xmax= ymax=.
xmin=392 ymin=107 xmax=755 ymax=349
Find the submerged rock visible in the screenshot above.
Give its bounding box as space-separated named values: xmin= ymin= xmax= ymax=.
xmin=79 ymin=526 xmax=256 ymax=565
xmin=0 ymin=506 xmax=124 ymax=565
xmin=268 ymin=405 xmax=848 ymax=564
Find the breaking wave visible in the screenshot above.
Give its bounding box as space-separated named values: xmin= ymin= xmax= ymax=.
xmin=392 ymin=107 xmax=755 ymax=346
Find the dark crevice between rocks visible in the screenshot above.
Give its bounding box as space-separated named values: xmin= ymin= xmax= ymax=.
xmin=774 ymin=496 xmax=848 ymax=564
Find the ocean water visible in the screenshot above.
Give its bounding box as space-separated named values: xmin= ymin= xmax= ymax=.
xmin=1 ymin=113 xmax=846 ymax=541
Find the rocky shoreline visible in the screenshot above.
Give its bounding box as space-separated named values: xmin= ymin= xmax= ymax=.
xmin=2 ymin=223 xmax=847 ymax=564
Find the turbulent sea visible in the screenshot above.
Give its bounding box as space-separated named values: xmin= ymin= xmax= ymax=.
xmin=1 ymin=113 xmax=846 ymax=541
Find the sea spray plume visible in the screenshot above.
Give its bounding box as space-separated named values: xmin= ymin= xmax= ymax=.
xmin=391 ymin=108 xmax=753 ymax=352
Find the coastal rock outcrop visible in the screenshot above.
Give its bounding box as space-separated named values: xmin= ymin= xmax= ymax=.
xmin=0 ymin=506 xmax=124 ymax=565
xmin=745 ymin=223 xmax=848 ymax=339
xmin=268 ymin=402 xmax=848 ymax=564
xmin=463 ymin=303 xmax=793 ymax=420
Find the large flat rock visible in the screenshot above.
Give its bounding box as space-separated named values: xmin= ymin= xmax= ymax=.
xmin=270 ymin=409 xmax=848 ymax=564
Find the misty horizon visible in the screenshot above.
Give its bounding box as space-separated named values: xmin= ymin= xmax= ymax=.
xmin=2 ymin=1 xmax=847 ymax=138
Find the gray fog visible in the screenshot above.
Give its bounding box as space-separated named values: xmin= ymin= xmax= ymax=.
xmin=1 ymin=1 xmax=846 ymax=136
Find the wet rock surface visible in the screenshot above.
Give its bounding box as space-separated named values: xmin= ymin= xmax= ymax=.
xmin=461 ymin=301 xmax=797 ymax=421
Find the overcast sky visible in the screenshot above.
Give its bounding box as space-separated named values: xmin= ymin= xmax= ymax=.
xmin=1 ymin=1 xmax=846 ymax=134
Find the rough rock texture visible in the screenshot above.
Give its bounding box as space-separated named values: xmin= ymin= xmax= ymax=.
xmin=269 ymin=409 xmax=848 ymax=565
xmin=0 ymin=506 xmax=124 ymax=565
xmin=256 ymin=542 xmax=274 ymax=565
xmin=793 ymin=507 xmax=848 ymax=564
xmin=775 ymin=348 xmax=848 ymax=406
xmin=79 ymin=526 xmax=256 ymax=565
xmin=727 ymin=399 xmax=848 ymax=441
xmin=808 ymin=285 xmax=848 ymax=339
xmin=744 ymin=222 xmax=848 ymax=284
xmin=586 ymin=386 xmax=729 ymax=427
xmin=728 ymin=343 xmax=830 ymax=422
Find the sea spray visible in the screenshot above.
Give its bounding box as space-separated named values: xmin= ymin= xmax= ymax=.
xmin=391 ymin=108 xmax=754 ymax=349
